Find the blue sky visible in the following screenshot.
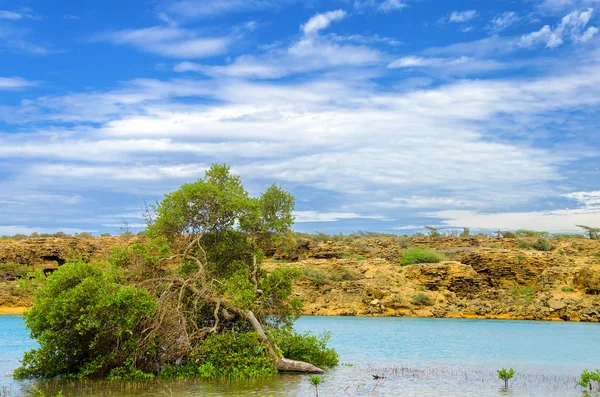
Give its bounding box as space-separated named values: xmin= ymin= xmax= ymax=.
xmin=0 ymin=0 xmax=599 ymax=235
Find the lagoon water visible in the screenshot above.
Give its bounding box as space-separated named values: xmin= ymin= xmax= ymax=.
xmin=2 ymin=315 xmax=600 ymax=396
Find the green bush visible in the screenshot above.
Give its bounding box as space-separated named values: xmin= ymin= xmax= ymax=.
xmin=515 ymin=230 xmax=549 ymax=238
xmin=561 ymin=286 xmax=575 ymax=292
xmin=14 ymin=261 xmax=157 ymax=379
xmin=329 ymin=268 xmax=362 ymax=282
xmin=272 ymin=330 xmax=339 ymax=369
xmin=400 ymin=248 xmax=445 ymax=266
xmin=578 ymin=369 xmax=600 ymax=390
xmin=0 ymin=262 xmax=29 ymax=281
xmin=412 ymin=293 xmax=434 ymax=306
xmin=302 ymin=268 xmax=329 ymax=286
xmin=497 ymin=368 xmax=515 ymax=388
xmin=533 ymin=238 xmax=553 ymax=251
xmin=502 ymin=231 xmax=517 ymax=238
xmin=511 ymin=285 xmax=536 ymax=304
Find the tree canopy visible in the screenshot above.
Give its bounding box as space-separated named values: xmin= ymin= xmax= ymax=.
xmin=15 ymin=164 xmax=337 ymax=380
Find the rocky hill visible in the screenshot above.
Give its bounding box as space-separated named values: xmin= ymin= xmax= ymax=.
xmin=2 ymin=235 xmax=600 ymax=322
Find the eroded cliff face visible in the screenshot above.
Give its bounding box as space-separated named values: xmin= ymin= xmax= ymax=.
xmin=2 ymin=235 xmax=600 ymax=322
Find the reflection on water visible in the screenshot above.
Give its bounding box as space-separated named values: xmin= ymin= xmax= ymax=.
xmin=3 ymin=315 xmax=600 ymax=396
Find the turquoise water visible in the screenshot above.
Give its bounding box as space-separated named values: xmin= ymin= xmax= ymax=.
xmin=2 ymin=315 xmax=600 ymax=396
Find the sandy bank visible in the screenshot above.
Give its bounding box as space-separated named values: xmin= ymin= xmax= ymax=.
xmin=0 ymin=306 xmax=28 ymax=315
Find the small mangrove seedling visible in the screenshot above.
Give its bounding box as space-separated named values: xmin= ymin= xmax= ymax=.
xmin=310 ymin=375 xmax=322 ymax=397
xmin=578 ymin=369 xmax=600 ymax=390
xmin=497 ymin=368 xmax=515 ymax=388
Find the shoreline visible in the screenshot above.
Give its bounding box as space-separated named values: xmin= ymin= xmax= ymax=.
xmin=0 ymin=306 xmax=28 ymax=315
xmin=0 ymin=305 xmax=586 ymax=322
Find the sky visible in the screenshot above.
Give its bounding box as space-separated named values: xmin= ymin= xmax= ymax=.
xmin=0 ymin=0 xmax=599 ymax=236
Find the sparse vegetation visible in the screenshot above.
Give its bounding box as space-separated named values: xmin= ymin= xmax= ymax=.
xmin=400 ymin=248 xmax=445 ymax=266
xmin=578 ymin=369 xmax=600 ymax=390
xmin=412 ymin=293 xmax=434 ymax=306
xmin=561 ymin=286 xmax=574 ymax=293
xmin=512 ymin=285 xmax=536 ymax=304
xmin=497 ymin=368 xmax=515 ymax=388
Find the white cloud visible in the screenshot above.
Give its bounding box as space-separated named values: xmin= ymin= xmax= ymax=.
xmin=166 ymin=0 xmax=295 ymax=17
xmin=378 ymin=0 xmax=407 ymax=12
xmin=489 ymin=11 xmax=519 ymax=32
xmin=293 ymin=211 xmax=386 ymax=222
xmin=431 ymin=207 xmax=600 ymax=232
xmin=388 ymin=55 xmax=504 ymax=74
xmin=302 ymin=10 xmax=346 ymax=36
xmin=0 ymin=10 xmax=23 ymax=20
xmin=0 ymin=77 xmax=35 ymax=90
xmin=448 ymin=10 xmax=477 ymax=23
xmin=98 ymin=25 xmax=231 ymax=58
xmin=539 ymin=0 xmax=600 ymax=13
xmin=174 ymin=11 xmax=380 ymax=79
xmin=564 ymin=191 xmax=600 ymax=207
xmin=520 ymin=9 xmax=598 ymax=48
xmin=388 ymin=55 xmax=469 ymax=68
xmin=353 ymin=0 xmax=407 ymax=12
xmin=375 ymin=196 xmax=477 ymax=209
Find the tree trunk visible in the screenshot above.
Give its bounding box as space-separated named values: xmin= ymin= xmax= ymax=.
xmin=177 ymin=280 xmax=326 ymax=374
xmin=238 ymin=308 xmax=325 ymax=374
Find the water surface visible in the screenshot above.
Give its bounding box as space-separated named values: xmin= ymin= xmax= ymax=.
xmin=2 ymin=315 xmax=599 ymax=396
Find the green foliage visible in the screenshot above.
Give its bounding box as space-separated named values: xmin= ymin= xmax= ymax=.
xmin=0 ymin=262 xmax=29 ymax=281
xmin=497 ymin=368 xmax=515 ymax=388
xmin=400 ymin=248 xmax=445 ymax=266
xmin=511 ymin=285 xmax=536 ymax=304
xmin=310 ymin=375 xmax=322 ymax=396
xmin=17 ymin=164 xmax=337 ymax=381
xmin=412 ymin=293 xmax=434 ymax=306
xmin=162 ymin=332 xmax=276 ymax=379
xmin=577 ymin=225 xmax=600 ymax=240
xmin=533 ymin=238 xmax=553 ymax=251
xmin=515 ymin=230 xmax=549 ymax=238
xmin=501 ymin=231 xmax=517 ymax=238
xmin=273 ymin=330 xmax=339 ymax=368
xmin=302 ymin=268 xmax=329 ymax=286
xmin=14 ymin=261 xmax=157 ymax=379
xmin=578 ymin=369 xmax=600 ymax=390
xmin=561 ymin=286 xmax=575 ymax=292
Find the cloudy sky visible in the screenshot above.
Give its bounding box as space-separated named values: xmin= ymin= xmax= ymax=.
xmin=1 ymin=0 xmax=599 ymax=235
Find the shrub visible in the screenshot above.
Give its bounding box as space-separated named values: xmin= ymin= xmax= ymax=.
xmin=517 ymin=239 xmax=534 ymax=249
xmin=497 ymin=368 xmax=515 ymax=388
xmin=14 ymin=261 xmax=157 ymax=379
xmin=515 ymin=230 xmax=549 ymax=238
xmin=328 ymin=268 xmax=362 ymax=282
xmin=561 ymin=286 xmax=575 ymax=292
xmin=533 ymin=238 xmax=553 ymax=251
xmin=578 ymin=369 xmax=600 ymax=390
xmin=396 ymin=236 xmax=412 ymax=248
xmin=511 ymin=285 xmax=536 ymax=304
xmin=400 ymin=248 xmax=445 ymax=266
xmin=273 ymin=330 xmax=339 ymax=369
xmin=502 ymin=231 xmax=517 ymax=238
xmin=412 ymin=293 xmax=434 ymax=306
xmin=302 ymin=268 xmax=329 ymax=286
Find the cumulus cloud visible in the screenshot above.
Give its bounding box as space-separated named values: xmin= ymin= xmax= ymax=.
xmin=174 ymin=10 xmax=380 ymax=79
xmin=520 ymin=8 xmax=598 ymax=48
